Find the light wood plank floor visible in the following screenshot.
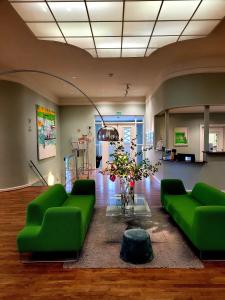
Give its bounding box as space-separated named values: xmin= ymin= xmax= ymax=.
xmin=1 ymin=175 xmax=225 ymax=300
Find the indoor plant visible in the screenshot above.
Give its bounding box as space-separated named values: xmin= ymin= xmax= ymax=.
xmin=100 ymin=138 xmax=160 ymax=214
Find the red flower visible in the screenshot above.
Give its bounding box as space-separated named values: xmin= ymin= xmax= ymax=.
xmin=129 ymin=180 xmax=135 ymax=187
xmin=110 ymin=174 xmax=116 ymax=182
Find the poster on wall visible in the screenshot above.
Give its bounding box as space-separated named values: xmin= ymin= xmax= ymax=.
xmin=174 ymin=127 xmax=188 ymax=146
xmin=37 ymin=105 xmax=56 ymax=160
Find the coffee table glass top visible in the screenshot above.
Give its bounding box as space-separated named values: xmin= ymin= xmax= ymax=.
xmin=106 ymin=194 xmax=151 ymax=217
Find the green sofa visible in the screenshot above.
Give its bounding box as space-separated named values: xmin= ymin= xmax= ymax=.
xmin=161 ymin=179 xmax=225 ymax=254
xmin=17 ymin=180 xmax=95 ymax=253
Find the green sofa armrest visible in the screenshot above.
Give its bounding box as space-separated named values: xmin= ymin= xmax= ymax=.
xmin=38 ymin=207 xmax=83 ymax=252
xmin=192 ymin=206 xmax=225 ymax=251
xmin=161 ymin=179 xmax=187 ymax=207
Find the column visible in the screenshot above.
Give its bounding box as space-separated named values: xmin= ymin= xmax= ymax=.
xmin=164 ymin=110 xmax=169 ymax=148
xmin=203 ymin=105 xmax=210 ymax=161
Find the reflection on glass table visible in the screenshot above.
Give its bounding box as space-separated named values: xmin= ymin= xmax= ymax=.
xmin=106 ymin=194 xmax=151 ymax=217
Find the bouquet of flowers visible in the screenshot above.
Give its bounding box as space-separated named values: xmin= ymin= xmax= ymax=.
xmin=100 ymin=138 xmax=160 ymax=187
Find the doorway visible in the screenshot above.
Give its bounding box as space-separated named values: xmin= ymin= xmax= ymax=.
xmin=95 ymin=115 xmax=144 ymax=170
xmin=102 ymin=123 xmax=136 ymax=169
xmin=200 ymin=125 xmax=225 ymax=160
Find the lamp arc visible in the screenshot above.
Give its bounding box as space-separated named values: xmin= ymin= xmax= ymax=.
xmin=0 ymin=69 xmax=119 ymax=141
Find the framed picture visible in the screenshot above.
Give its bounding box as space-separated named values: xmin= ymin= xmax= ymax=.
xmin=37 ymin=105 xmax=56 ymax=160
xmin=174 ymin=127 xmax=188 ymax=146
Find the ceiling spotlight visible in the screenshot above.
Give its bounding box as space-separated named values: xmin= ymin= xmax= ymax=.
xmin=124 ymin=83 xmax=131 ymax=97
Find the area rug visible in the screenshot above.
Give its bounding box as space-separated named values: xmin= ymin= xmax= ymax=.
xmin=64 ymin=207 xmax=204 ymax=269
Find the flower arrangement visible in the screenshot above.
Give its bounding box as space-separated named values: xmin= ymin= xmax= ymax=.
xmin=100 ymin=138 xmax=160 ymax=186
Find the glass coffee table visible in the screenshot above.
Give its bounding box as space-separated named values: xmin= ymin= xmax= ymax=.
xmin=106 ymin=194 xmax=151 ymax=217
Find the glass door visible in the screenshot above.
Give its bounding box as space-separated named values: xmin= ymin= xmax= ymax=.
xmin=102 ymin=123 xmax=136 ymax=169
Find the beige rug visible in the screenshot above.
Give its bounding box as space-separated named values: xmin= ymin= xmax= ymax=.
xmin=64 ymin=207 xmax=204 ymax=269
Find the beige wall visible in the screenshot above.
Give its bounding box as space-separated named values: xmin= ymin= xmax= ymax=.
xmin=59 ymin=103 xmax=145 ymax=182
xmin=147 ymin=73 xmax=225 ymax=116
xmin=0 ymin=80 xmax=61 ymax=189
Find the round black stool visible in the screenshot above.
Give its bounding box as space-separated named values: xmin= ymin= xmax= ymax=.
xmin=120 ymin=228 xmax=153 ymax=264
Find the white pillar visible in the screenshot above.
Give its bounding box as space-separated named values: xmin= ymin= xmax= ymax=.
xmin=203 ymin=105 xmax=210 ymax=161
xmin=164 ymin=110 xmax=169 ymax=148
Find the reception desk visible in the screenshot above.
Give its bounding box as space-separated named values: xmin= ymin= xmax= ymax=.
xmin=151 ymin=151 xmax=225 ymax=190
xmin=161 ymin=159 xmax=206 ymax=165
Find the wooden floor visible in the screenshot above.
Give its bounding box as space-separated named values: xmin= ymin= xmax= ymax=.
xmin=1 ymin=175 xmax=225 ymax=300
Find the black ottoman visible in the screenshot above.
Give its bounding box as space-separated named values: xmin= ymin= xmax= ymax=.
xmin=120 ymin=228 xmax=153 ymax=264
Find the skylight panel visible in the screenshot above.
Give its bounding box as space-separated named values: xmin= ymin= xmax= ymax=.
xmin=193 ymin=0 xmax=225 ymax=20
xmin=48 ymin=2 xmax=88 ymax=22
xmin=9 ymin=0 xmax=223 ymax=58
xmin=146 ymin=48 xmax=157 ymax=56
xmin=92 ymin=22 xmax=122 ymax=36
xmin=66 ymin=38 xmax=95 ymax=49
xmin=149 ymin=36 xmax=178 ymax=48
xmin=87 ymin=2 xmax=123 ymax=21
xmin=95 ymin=37 xmax=121 ymax=48
xmin=159 ymin=1 xmax=200 ymax=20
xmin=9 ymin=0 xmax=45 ymax=2
xmin=59 ymin=23 xmax=92 ymax=37
xmin=97 ymin=49 xmax=121 ymax=58
xmin=39 ymin=37 xmax=65 ymax=43
xmin=123 ymin=22 xmax=154 ymax=36
xmin=85 ymin=49 xmax=97 ymax=58
xmin=179 ymin=35 xmax=205 ymax=41
xmin=122 ymin=49 xmax=146 ymax=57
xmin=27 ymin=22 xmax=62 ymax=37
xmin=11 ymin=3 xmax=53 ymax=22
xmin=124 ymin=1 xmax=162 ymax=21
xmin=122 ymin=37 xmax=149 ymax=48
xmin=183 ymin=20 xmax=220 ymax=35
xmin=153 ymin=21 xmax=188 ymax=35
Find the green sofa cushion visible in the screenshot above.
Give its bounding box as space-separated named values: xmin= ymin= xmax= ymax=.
xmin=166 ymin=195 xmax=201 ymax=238
xmin=63 ymin=195 xmax=95 ymax=237
xmin=191 ymin=182 xmax=225 ymax=206
xmin=163 ymin=193 xmax=191 ymax=211
xmin=26 ymin=184 xmax=68 ymax=225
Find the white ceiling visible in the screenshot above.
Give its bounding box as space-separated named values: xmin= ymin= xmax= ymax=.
xmin=9 ymin=0 xmax=225 ymax=58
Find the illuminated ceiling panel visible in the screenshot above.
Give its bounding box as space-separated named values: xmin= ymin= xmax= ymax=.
xmin=48 ymin=2 xmax=88 ymax=22
xmin=9 ymin=0 xmax=224 ymax=58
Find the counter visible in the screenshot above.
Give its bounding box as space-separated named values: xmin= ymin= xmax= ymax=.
xmin=150 ymin=150 xmax=225 ymax=190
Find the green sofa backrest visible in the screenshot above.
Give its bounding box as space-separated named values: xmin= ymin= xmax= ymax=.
xmin=161 ymin=179 xmax=187 ymax=195
xmin=71 ymin=179 xmax=95 ymax=195
xmin=191 ymin=182 xmax=225 ymax=206
xmin=26 ymin=184 xmax=68 ymax=225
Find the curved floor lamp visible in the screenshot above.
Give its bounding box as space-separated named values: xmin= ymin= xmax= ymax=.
xmin=0 ymin=69 xmax=119 ymax=141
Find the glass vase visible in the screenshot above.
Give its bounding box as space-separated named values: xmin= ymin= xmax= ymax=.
xmin=120 ymin=178 xmax=134 ymax=216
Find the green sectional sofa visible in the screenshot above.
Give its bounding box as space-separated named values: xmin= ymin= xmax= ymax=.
xmin=161 ymin=179 xmax=225 ymax=254
xmin=17 ymin=180 xmax=95 ymax=253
